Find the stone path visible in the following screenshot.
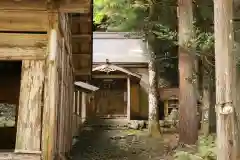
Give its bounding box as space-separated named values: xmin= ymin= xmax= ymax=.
xmin=71 ymin=119 xmax=177 ymax=160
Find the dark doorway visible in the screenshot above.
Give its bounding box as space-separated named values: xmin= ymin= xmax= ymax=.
xmin=0 ymin=61 xmax=22 ymax=150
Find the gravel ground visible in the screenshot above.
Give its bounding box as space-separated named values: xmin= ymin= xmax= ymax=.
xmin=0 ymin=103 xmax=16 ymax=127
xmin=71 ymin=123 xmax=177 ymax=160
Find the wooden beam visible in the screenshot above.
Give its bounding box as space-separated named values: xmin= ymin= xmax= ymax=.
xmin=92 ymin=74 xmax=127 ymax=79
xmin=72 ymin=34 xmax=91 ymax=39
xmin=0 ymin=0 xmax=47 ymax=11
xmin=72 ymin=54 xmax=91 ymax=59
xmin=0 ymin=10 xmax=48 ymax=31
xmin=0 ymin=33 xmax=47 ymax=60
xmin=59 ymin=0 xmax=91 ymax=13
xmin=0 ymin=33 xmax=48 ymax=47
xmin=0 ymin=0 xmax=90 ymax=13
xmin=0 ymin=47 xmax=46 ymax=60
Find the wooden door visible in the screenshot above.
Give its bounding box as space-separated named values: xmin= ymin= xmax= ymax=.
xmin=95 ymin=89 xmax=126 ymax=116
xmin=130 ymin=83 xmax=140 ymax=118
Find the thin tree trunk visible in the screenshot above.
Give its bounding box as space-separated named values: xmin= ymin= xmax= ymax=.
xmin=201 ymin=70 xmax=215 ymax=135
xmin=201 ymin=83 xmax=211 ymax=135
xmin=214 ymin=0 xmax=235 ymax=159
xmin=200 ymin=59 xmax=215 ymax=135
xmin=208 ymin=79 xmax=216 ymax=134
xmin=148 ymin=42 xmax=161 ymax=137
xmin=178 ymin=0 xmax=198 ymax=144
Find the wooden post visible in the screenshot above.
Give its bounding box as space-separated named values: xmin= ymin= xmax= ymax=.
xmin=77 ymin=91 xmax=80 ymax=115
xmin=15 ymin=60 xmax=45 ymax=152
xmin=164 ymin=100 xmax=169 ymax=118
xmin=59 ymin=38 xmax=65 ymax=155
xmin=42 ymin=12 xmax=58 ymax=160
xmin=81 ymin=92 xmax=86 ymax=123
xmin=127 ymin=77 xmax=131 ymax=120
xmin=214 ymin=0 xmax=235 ymax=159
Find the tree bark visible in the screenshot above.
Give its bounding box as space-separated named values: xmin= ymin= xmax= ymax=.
xmin=200 ymin=68 xmax=215 ymax=135
xmin=148 ymin=42 xmax=161 ymax=137
xmin=234 ymin=71 xmax=240 ymax=159
xmin=208 ymin=80 xmax=216 ymax=134
xmin=201 ymin=82 xmax=210 ymax=135
xmin=214 ymin=0 xmax=235 ymax=159
xmin=178 ymin=0 xmax=198 ymax=144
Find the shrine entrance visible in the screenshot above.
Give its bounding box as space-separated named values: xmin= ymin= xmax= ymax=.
xmin=92 ymin=61 xmax=141 ymax=119
xmin=94 ymin=79 xmax=127 ymax=117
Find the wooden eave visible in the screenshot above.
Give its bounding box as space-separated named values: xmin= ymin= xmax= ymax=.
xmin=93 ymin=64 xmax=142 ymax=79
xmin=74 ymin=81 xmax=99 ymax=92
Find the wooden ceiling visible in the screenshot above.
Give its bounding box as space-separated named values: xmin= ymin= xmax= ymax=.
xmin=71 ymin=13 xmax=92 ymax=81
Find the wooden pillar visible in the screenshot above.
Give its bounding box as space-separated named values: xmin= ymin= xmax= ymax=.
xmin=81 ymin=92 xmax=87 ymax=123
xmin=73 ymin=91 xmax=76 ymax=113
xmin=59 ymin=38 xmax=65 ymax=155
xmin=77 ymin=91 xmax=80 ymax=115
xmin=15 ymin=60 xmax=45 ymax=153
xmin=164 ymin=100 xmax=169 ymax=118
xmin=42 ymin=12 xmax=58 ymax=160
xmin=127 ymin=77 xmax=131 ymax=120
xmin=72 ymin=91 xmax=76 ymax=136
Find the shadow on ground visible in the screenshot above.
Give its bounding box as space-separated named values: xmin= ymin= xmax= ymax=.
xmin=70 ymin=119 xmax=177 ymax=160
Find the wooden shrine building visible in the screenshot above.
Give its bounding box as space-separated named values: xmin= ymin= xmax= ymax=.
xmin=0 ymin=0 xmax=92 ymax=160
xmin=91 ymin=32 xmax=148 ymax=120
xmin=91 ymin=32 xmax=179 ymax=120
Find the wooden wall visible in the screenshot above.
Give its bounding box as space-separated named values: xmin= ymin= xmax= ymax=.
xmin=0 ymin=11 xmax=76 ymax=160
xmin=41 ymin=12 xmax=75 ymax=160
xmin=0 ymin=0 xmax=92 ymax=159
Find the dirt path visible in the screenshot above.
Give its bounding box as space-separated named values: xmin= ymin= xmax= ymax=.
xmin=71 ymin=124 xmax=177 ymax=160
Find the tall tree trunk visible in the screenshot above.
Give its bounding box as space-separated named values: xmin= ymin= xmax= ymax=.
xmin=214 ymin=0 xmax=236 ymax=159
xmin=178 ymin=0 xmax=198 ymax=144
xmin=235 ymin=71 xmax=240 ymax=159
xmin=148 ymin=42 xmax=161 ymax=137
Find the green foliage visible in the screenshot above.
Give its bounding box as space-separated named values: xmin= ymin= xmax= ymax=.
xmin=93 ymin=0 xmax=177 ymax=40
xmin=174 ymin=135 xmax=216 ymax=160
xmin=185 ymin=25 xmax=214 ymax=57
xmin=93 ymin=0 xmax=215 ymax=86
